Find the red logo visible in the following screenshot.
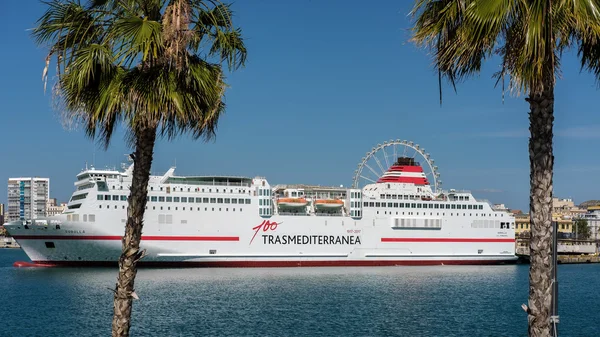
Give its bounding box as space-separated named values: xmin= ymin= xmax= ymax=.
xmin=250 ymin=220 xmax=281 ymax=244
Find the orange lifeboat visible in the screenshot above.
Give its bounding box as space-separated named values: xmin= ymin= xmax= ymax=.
xmin=277 ymin=198 xmax=308 ymax=208
xmin=314 ymin=199 xmax=344 ymax=210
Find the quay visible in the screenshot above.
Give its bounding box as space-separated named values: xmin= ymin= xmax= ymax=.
xmin=517 ymin=254 xmax=600 ymax=264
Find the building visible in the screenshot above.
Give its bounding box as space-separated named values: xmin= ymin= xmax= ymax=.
xmin=579 ymin=205 xmax=600 ymax=242
xmin=6 ymin=178 xmax=50 ymax=222
xmin=515 ymin=213 xmax=573 ymax=236
xmin=552 ymin=197 xmax=587 ymax=217
xmin=0 ymin=203 xmax=4 ymax=225
xmin=47 ymin=200 xmax=67 ymax=217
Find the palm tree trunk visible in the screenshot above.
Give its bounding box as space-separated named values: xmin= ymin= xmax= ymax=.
xmin=112 ymin=127 xmax=157 ymax=337
xmin=526 ymin=81 xmax=554 ymax=337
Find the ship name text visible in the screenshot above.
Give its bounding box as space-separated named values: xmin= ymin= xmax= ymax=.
xmin=262 ymin=235 xmax=361 ymax=245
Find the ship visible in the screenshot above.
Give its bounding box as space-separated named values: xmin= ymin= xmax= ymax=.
xmin=4 ymin=144 xmax=517 ymax=267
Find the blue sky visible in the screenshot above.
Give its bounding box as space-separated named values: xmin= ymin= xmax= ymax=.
xmin=1 ymin=0 xmax=599 ymax=212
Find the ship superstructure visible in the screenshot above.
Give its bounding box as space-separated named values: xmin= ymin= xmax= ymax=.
xmin=4 ymin=144 xmax=516 ymax=267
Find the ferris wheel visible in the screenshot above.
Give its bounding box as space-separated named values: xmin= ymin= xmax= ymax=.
xmin=352 ymin=139 xmax=441 ymax=193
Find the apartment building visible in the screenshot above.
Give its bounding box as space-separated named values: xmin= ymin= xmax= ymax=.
xmin=6 ymin=178 xmax=50 ymax=222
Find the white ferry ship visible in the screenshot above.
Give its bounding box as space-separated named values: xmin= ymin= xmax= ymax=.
xmin=4 ymin=141 xmax=516 ymax=267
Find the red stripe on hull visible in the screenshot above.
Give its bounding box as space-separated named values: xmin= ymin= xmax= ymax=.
xmin=381 ymin=238 xmax=515 ymax=243
xmin=21 ymin=259 xmax=517 ymax=268
xmin=12 ymin=235 xmax=239 ymax=241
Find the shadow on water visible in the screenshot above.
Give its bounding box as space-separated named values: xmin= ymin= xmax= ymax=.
xmin=1 ymin=249 xmax=598 ymax=337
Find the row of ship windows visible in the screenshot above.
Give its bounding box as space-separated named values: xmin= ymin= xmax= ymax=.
xmin=149 ymin=186 xmax=249 ymax=194
xmin=377 ymin=211 xmax=504 ymax=217
xmin=95 ymin=194 xmax=252 ymax=204
xmin=66 ymin=214 xmax=95 ymax=222
xmin=360 ymin=201 xmax=484 ymax=210
xmin=377 ymin=194 xmax=469 ymax=201
xmin=97 ymin=204 xmax=246 ymax=212
xmin=259 ymin=208 xmax=272 ymax=215
xmin=472 ymin=221 xmax=513 ymax=229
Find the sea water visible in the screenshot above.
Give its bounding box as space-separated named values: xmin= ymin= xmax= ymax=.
xmin=1 ymin=249 xmax=598 ymax=337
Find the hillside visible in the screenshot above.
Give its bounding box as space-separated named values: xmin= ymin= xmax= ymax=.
xmin=578 ymin=200 xmax=600 ymax=208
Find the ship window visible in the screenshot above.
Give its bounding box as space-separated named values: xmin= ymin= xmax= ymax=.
xmin=159 ymin=196 xmax=165 ymax=202
xmin=451 ymin=204 xmax=456 ymax=209
xmin=445 ymin=204 xmax=450 ymax=209
xmin=166 ymin=197 xmax=172 ymax=202
xmin=217 ymin=198 xmax=223 ymax=203
xmin=399 ymin=203 xmax=404 ymax=207
xmin=462 ymin=205 xmax=467 ymax=209
xmin=388 ymin=203 xmax=393 ymax=207
xmin=160 ymin=187 xmax=163 ymax=191
xmin=104 ymin=195 xmax=110 ymax=200
xmin=83 ymin=214 xmax=87 ymax=222
xmin=468 ymin=205 xmax=472 ymax=209
xmin=45 ymin=242 xmax=55 ymax=249
xmin=99 ymin=205 xmax=102 ymax=209
xmin=232 ymin=199 xmax=238 ymax=204
xmin=195 ymin=198 xmax=201 ymax=203
xmin=245 ymin=199 xmax=251 ymax=204
xmin=168 ymin=207 xmax=171 ymax=210
xmin=376 ymin=202 xmax=381 ymax=207
xmin=120 ymin=196 xmax=127 ymax=201
xmin=393 ymin=203 xmax=398 ymax=207
xmin=392 ymin=194 xmax=397 ymax=199
xmin=210 ymin=198 xmax=216 ymax=203
xmin=89 ymin=214 xmax=95 ymax=222
xmin=479 ymin=205 xmax=483 ymax=210
xmin=151 ymin=196 xmax=158 ymax=202
xmin=238 ymin=198 xmax=245 ymax=204
xmin=203 ymin=198 xmax=209 ymax=203
xmin=411 ymin=203 xmax=416 ymax=208
xmin=174 ymin=197 xmax=180 ymax=202
xmin=181 ymin=197 xmax=187 ymax=202
xmin=71 ymin=193 xmax=88 ymax=201
xmin=416 ymin=203 xmax=421 ymax=208
xmin=114 ymin=205 xmax=117 ymax=209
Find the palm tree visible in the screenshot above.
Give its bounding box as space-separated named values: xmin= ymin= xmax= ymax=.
xmin=32 ymin=1 xmax=246 ymax=336
xmin=410 ymin=0 xmax=600 ymax=335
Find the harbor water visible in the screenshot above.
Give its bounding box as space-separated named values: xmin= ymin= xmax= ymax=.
xmin=1 ymin=249 xmax=598 ymax=337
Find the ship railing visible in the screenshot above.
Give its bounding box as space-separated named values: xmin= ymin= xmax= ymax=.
xmin=315 ymin=213 xmax=343 ymax=217
xmin=277 ymin=212 xmax=309 ymax=216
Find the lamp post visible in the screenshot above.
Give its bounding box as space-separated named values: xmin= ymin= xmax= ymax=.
xmin=550 ymin=220 xmax=560 ymax=337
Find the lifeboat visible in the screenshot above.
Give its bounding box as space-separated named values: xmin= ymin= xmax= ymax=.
xmin=314 ymin=199 xmax=344 ymax=210
xmin=277 ymin=198 xmax=308 ymax=208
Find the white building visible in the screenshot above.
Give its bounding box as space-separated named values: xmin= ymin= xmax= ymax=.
xmin=579 ymin=206 xmax=600 ymax=243
xmin=6 ymin=178 xmax=50 ymax=222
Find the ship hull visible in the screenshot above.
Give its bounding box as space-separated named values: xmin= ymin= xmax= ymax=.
xmin=8 ymin=214 xmax=517 ymax=267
